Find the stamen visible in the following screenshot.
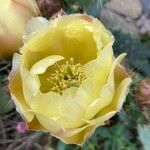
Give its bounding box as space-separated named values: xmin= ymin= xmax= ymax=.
xmin=48 ymin=58 xmax=86 ymax=94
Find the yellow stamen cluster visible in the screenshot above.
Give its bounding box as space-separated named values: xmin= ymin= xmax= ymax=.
xmin=48 ymin=58 xmax=86 ymax=94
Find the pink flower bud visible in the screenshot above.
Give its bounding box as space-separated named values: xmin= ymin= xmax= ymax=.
xmin=16 ymin=122 xmax=28 ymax=133
xmin=135 ymin=79 xmax=150 ymax=107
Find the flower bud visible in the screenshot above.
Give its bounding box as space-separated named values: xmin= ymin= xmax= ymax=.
xmin=16 ymin=122 xmax=28 ymax=133
xmin=135 ymin=79 xmax=150 ymax=107
xmin=37 ymin=0 xmax=62 ymax=18
xmin=0 ymin=0 xmax=40 ymax=59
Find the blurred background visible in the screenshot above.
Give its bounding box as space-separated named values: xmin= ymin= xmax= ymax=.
xmin=0 ymin=0 xmax=150 ymax=149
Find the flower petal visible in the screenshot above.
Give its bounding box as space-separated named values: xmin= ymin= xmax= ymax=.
xmin=31 ymin=91 xmax=61 ymax=118
xmin=107 ymin=53 xmax=127 ymax=90
xmin=30 ymin=55 xmax=64 ymax=74
xmin=85 ymin=83 xmax=114 ymax=119
xmin=83 ymin=43 xmax=114 ymax=77
xmin=56 ymin=93 xmax=85 ymax=128
xmin=97 ymin=78 xmax=131 ymax=116
xmin=113 ymin=77 xmax=132 ymax=110
xmin=34 ymin=113 xmax=65 ymax=136
xmin=92 ymin=18 xmax=114 ymax=51
xmin=23 ymin=17 xmax=50 ymax=42
xmin=77 ymin=45 xmax=114 ymax=110
xmin=9 ymin=53 xmax=34 ymax=122
xmin=83 ymin=111 xmax=117 ymax=125
xmin=31 ymin=89 xmax=85 ymax=128
xmin=20 ymin=65 xmax=40 ymax=106
xmin=61 ymin=125 xmax=96 ymax=145
xmin=114 ymin=64 xmax=129 ymax=87
xmin=28 ymin=116 xmax=46 ymax=131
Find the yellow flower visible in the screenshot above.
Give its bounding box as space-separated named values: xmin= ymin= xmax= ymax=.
xmin=9 ymin=14 xmax=132 ymax=145
xmin=0 ymin=0 xmax=40 ymax=59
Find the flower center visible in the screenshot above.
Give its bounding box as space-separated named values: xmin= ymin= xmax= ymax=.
xmin=48 ymin=58 xmax=86 ymax=94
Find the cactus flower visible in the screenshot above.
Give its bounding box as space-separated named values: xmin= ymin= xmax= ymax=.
xmin=9 ymin=14 xmax=132 ymax=145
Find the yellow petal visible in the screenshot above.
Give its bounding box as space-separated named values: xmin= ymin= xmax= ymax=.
xmin=83 ymin=43 xmax=114 ymax=77
xmin=20 ymin=65 xmax=40 ymax=106
xmin=28 ymin=116 xmax=46 ymax=131
xmin=34 ymin=113 xmax=65 ymax=136
xmin=85 ymin=83 xmax=114 ymax=119
xmin=107 ymin=53 xmax=127 ymax=90
xmin=62 ymin=125 xmax=95 ymax=145
xmin=31 ymin=92 xmax=61 ymax=117
xmin=32 ymin=112 xmax=95 ymax=146
xmin=62 ymin=87 xmax=78 ymax=98
xmin=75 ymin=78 xmax=96 ymax=110
xmin=83 ymin=111 xmax=117 ymax=125
xmin=56 ymin=92 xmax=85 ymax=128
xmin=92 ymin=18 xmax=114 ymax=51
xmin=77 ymin=45 xmax=114 ymax=110
xmin=30 ymin=55 xmax=64 ymax=74
xmin=97 ymin=78 xmax=131 ymax=116
xmin=113 ymin=77 xmax=132 ymax=110
xmin=31 ymin=88 xmax=85 ymax=128
xmin=114 ymin=64 xmax=129 ymax=87
xmin=23 ymin=17 xmax=50 ymax=43
xmin=9 ymin=53 xmax=34 ymax=122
